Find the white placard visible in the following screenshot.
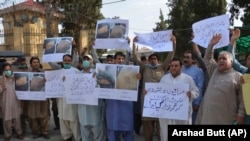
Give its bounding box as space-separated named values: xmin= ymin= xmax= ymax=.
xmin=42 ymin=37 xmax=73 ymax=62
xmin=192 ymin=14 xmax=230 ymax=49
xmin=143 ymin=83 xmax=189 ymax=120
xmin=135 ymin=30 xmax=173 ymax=52
xmin=45 ymin=70 xmax=65 ymax=98
xmin=93 ymin=19 xmax=130 ymax=51
xmin=94 ymin=63 xmax=139 ymax=101
xmin=14 ymin=72 xmax=46 ymax=100
xmin=64 ymin=73 xmax=98 ymax=105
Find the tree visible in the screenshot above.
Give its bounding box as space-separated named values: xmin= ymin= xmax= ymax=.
xmin=166 ymin=0 xmax=227 ymax=57
xmin=59 ymin=0 xmax=104 ymax=49
xmin=228 ymin=0 xmax=250 ymax=26
xmin=153 ymin=9 xmax=168 ymax=32
xmin=152 ymin=9 xmax=169 ymax=62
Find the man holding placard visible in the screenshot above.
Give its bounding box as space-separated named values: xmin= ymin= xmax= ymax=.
xmin=132 ymin=35 xmax=176 ymax=141
xmin=159 ymin=57 xmax=199 ymax=141
xmin=27 ymin=57 xmax=50 ymax=139
xmin=105 ymin=51 xmax=140 ymax=141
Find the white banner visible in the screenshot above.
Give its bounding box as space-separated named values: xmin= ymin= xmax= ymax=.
xmin=135 ymin=30 xmax=173 ymax=52
xmin=143 ymin=83 xmax=189 ymax=120
xmin=93 ymin=19 xmax=130 ymax=51
xmin=64 ymin=73 xmax=98 ymax=105
xmin=14 ymin=72 xmax=46 ymax=100
xmin=42 ymin=37 xmax=73 ymax=62
xmin=45 ymin=70 xmax=65 ymax=98
xmin=94 ymin=63 xmax=139 ymax=101
xmin=192 ymin=14 xmax=230 ymax=49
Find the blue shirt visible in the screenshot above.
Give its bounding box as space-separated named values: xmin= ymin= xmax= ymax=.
xmin=106 ymin=99 xmax=133 ymax=131
xmin=182 ymin=65 xmax=204 ymax=105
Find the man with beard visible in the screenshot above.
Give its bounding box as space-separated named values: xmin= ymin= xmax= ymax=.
xmin=182 ymin=50 xmax=204 ymax=124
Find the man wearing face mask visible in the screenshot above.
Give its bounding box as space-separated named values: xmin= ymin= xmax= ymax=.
xmin=82 ymin=54 xmax=95 ymax=71
xmin=12 ymin=57 xmax=30 ymax=135
xmin=132 ymin=36 xmax=176 ymax=141
xmin=78 ymin=54 xmax=106 ymax=141
xmin=0 ymin=63 xmax=24 ymax=141
xmin=50 ymin=54 xmax=81 ymax=141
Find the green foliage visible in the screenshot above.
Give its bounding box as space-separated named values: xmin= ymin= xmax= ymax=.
xmin=229 ymin=0 xmax=250 ymax=26
xmin=152 ymin=9 xmax=169 ymax=61
xmin=153 ymin=9 xmax=168 ymax=32
xmin=59 ymin=0 xmax=104 ymax=48
xmin=167 ymin=0 xmax=227 ymax=57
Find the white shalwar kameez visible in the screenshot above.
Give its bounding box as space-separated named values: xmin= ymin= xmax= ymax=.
xmin=159 ymin=73 xmax=199 ymax=141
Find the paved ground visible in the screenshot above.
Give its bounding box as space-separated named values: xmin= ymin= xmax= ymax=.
xmin=0 ymin=116 xmax=158 ymax=141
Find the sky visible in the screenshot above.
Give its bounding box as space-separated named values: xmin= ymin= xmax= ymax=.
xmin=101 ymin=0 xmax=170 ymax=39
xmin=101 ymin=0 xmax=243 ymax=39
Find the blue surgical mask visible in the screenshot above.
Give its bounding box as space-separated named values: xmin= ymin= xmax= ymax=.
xmin=63 ymin=64 xmax=71 ymax=69
xmin=147 ymin=64 xmax=160 ymax=69
xmin=4 ymin=70 xmax=12 ymax=77
xmin=82 ymin=60 xmax=90 ymax=68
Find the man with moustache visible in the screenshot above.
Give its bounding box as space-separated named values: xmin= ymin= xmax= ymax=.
xmin=182 ymin=50 xmax=204 ymax=124
xmin=27 ymin=57 xmax=50 ymax=139
xmin=159 ymin=58 xmax=199 ymax=141
xmin=195 ymin=34 xmax=245 ymax=125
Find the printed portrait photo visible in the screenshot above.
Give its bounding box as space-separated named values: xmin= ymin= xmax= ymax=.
xmin=14 ymin=72 xmax=29 ymax=91
xmin=55 ymin=38 xmax=72 ymax=54
xmin=95 ymin=64 xmax=116 ymax=89
xmin=43 ymin=38 xmax=56 ymax=55
xmin=116 ymin=66 xmax=138 ymax=90
xmin=110 ymin=23 xmax=126 ymax=38
xmin=29 ymin=73 xmax=45 ymax=92
xmin=96 ymin=23 xmax=110 ymax=39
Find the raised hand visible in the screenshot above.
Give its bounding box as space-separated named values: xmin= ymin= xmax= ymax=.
xmin=209 ymin=34 xmax=222 ymax=46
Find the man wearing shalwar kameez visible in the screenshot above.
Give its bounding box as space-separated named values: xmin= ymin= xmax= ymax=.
xmin=78 ymin=56 xmax=106 ymax=141
xmin=195 ymin=34 xmax=245 ymax=125
xmin=159 ymin=58 xmax=199 ymax=141
xmin=27 ymin=57 xmax=50 ymax=139
xmin=12 ymin=57 xmax=30 ymax=135
xmin=132 ymin=35 xmax=176 ymax=141
xmin=57 ymin=54 xmax=81 ymax=141
xmin=106 ymin=52 xmax=140 ymax=141
xmin=0 ymin=63 xmax=24 ymax=141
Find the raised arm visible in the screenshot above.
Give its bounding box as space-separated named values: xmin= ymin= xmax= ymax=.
xmin=204 ymin=34 xmax=221 ymax=76
xmin=132 ymin=37 xmax=146 ymax=70
xmin=72 ymin=50 xmax=79 ymax=68
xmin=48 ymin=62 xmax=62 ymax=70
xmin=124 ymin=37 xmax=131 ymax=65
xmin=227 ymin=28 xmax=248 ymax=73
xmin=161 ymin=35 xmax=176 ymax=70
xmin=91 ymin=49 xmax=101 ymax=64
xmin=192 ymin=43 xmax=207 ymax=73
xmin=124 ymin=50 xmax=131 ymax=65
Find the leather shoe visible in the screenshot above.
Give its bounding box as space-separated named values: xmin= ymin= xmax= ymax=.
xmin=4 ymin=137 xmax=11 ymax=141
xmin=43 ymin=134 xmax=50 ymax=139
xmin=33 ymin=134 xmax=42 ymax=139
xmin=17 ymin=134 xmax=24 ymax=140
